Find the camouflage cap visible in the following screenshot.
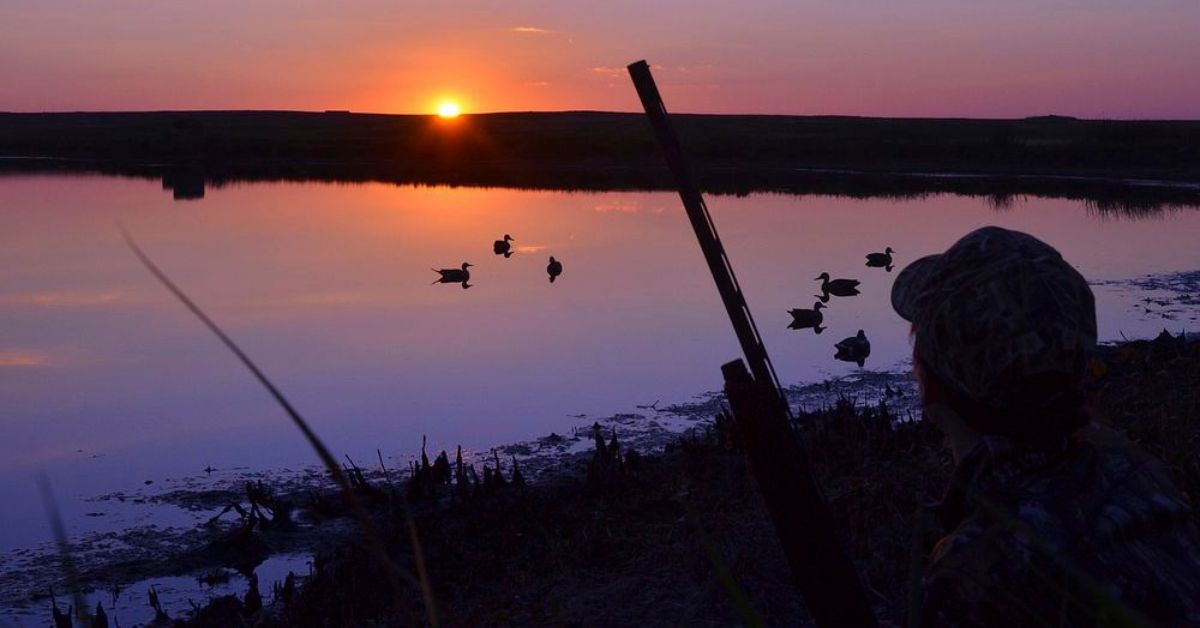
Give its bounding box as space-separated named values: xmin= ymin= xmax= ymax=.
xmin=892 ymin=226 xmax=1097 ymax=410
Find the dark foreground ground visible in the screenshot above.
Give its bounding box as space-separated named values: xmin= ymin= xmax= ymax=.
xmin=4 ymin=111 xmax=1200 ymax=210
xmin=89 ymin=332 xmax=1189 ymax=628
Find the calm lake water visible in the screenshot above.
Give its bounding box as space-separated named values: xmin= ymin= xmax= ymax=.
xmin=2 ymin=174 xmax=1199 ymax=559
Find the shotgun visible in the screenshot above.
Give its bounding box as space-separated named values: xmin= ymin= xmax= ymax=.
xmin=627 ymin=60 xmax=877 ymax=627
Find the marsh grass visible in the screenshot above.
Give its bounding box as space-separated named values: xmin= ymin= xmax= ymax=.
xmin=169 ymin=332 xmax=1199 ymax=626
xmin=37 ymin=475 xmax=90 ymax=625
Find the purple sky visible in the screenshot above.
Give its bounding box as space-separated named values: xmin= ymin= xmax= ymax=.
xmin=2 ymin=1 xmax=1198 ymax=117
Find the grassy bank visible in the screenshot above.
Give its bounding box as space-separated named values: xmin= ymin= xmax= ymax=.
xmin=3 ymin=112 xmax=1200 ymax=209
xmin=144 ymin=333 xmax=1196 ymax=627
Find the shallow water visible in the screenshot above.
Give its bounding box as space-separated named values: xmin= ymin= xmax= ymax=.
xmin=1 ymin=175 xmax=1198 ymax=606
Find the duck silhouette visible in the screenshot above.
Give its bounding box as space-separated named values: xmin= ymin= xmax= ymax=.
xmin=493 ymin=234 xmax=514 ymax=258
xmin=547 ymin=256 xmax=563 ymax=283
xmin=834 ymin=329 xmax=871 ymax=367
xmin=432 ymin=263 xmax=473 ymax=289
xmin=865 ymin=247 xmax=894 ymax=272
xmin=815 ymin=272 xmax=861 ymax=303
xmin=787 ymin=302 xmax=827 ymax=333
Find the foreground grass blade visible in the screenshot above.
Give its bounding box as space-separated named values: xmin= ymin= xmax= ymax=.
xmin=685 ymin=505 xmax=766 ymax=628
xmin=37 ymin=475 xmax=89 ymax=624
xmin=119 ymin=225 xmax=419 ymax=609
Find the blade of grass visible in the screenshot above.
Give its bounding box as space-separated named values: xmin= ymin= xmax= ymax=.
xmin=118 ymin=225 xmax=418 ymax=608
xmin=405 ymin=505 xmax=439 ymax=627
xmin=905 ymin=504 xmax=927 ymax=628
xmin=377 ymin=449 xmax=394 ymax=488
xmin=37 ymin=475 xmax=90 ymax=624
xmin=684 ymin=504 xmax=766 ymax=628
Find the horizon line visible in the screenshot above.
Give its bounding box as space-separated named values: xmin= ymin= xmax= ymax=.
xmin=1 ymin=109 xmax=1196 ymax=123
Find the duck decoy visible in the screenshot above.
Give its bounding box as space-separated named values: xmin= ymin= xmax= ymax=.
xmin=432 ymin=263 xmax=472 ymax=288
xmin=834 ymin=329 xmax=871 ymax=367
xmin=547 ymin=256 xmax=563 ymax=283
xmin=493 ymin=234 xmax=514 ymax=258
xmin=865 ymin=247 xmax=895 ymax=272
xmin=787 ymin=301 xmax=827 ymax=333
xmin=815 ymin=272 xmax=860 ymax=303
xmin=433 ymin=262 xmax=472 ymax=283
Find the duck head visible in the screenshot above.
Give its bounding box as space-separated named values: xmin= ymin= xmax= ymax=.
xmin=504 ymin=234 xmax=513 ymax=241
xmin=814 ymin=302 xmax=826 ymax=310
xmin=549 ymin=256 xmax=557 ymax=263
xmin=815 ymin=272 xmax=831 ymax=281
xmin=885 ymin=247 xmax=894 ymax=254
xmin=813 ymin=325 xmax=825 ymax=334
xmin=856 ymin=329 xmax=866 ymax=339
xmin=461 ymin=262 xmax=473 ymax=270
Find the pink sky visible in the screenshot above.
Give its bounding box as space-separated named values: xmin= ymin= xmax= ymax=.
xmin=1 ymin=0 xmax=1197 ymax=118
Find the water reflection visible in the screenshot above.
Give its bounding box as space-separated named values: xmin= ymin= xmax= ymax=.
xmin=834 ymin=330 xmax=872 ymax=367
xmin=161 ymin=172 xmax=205 ymax=201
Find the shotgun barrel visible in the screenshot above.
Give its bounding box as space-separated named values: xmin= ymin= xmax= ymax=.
xmin=626 ymin=59 xmax=877 ymax=628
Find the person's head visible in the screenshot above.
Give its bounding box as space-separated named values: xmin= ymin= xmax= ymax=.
xmin=891 ymin=226 xmax=1097 ymax=450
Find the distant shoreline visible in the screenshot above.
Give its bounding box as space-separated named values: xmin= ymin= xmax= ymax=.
xmin=3 ymin=110 xmax=1200 ymax=208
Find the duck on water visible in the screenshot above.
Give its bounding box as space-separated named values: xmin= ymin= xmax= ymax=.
xmin=866 ymin=247 xmax=895 ymax=272
xmin=433 ymin=262 xmax=473 ymax=288
xmin=494 ymin=234 xmax=514 ymax=258
xmin=788 ymin=302 xmax=826 ymax=333
xmin=815 ymin=272 xmax=861 ymax=303
xmin=834 ymin=329 xmax=871 ymax=367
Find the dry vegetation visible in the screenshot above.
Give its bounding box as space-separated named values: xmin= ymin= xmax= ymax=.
xmin=144 ymin=332 xmax=1198 ymax=627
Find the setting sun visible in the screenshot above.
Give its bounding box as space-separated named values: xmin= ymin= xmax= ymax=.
xmin=437 ymin=102 xmax=461 ymax=118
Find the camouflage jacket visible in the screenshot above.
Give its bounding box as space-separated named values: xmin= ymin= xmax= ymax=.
xmin=921 ymin=426 xmax=1200 ymax=627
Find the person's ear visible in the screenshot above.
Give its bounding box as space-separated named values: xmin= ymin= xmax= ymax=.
xmin=914 ymin=357 xmax=941 ymax=406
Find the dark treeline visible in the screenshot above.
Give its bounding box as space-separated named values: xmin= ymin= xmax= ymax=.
xmin=2 ymin=111 xmax=1200 ymax=211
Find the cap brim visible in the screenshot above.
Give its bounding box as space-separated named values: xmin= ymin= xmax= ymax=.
xmin=891 ymin=254 xmax=941 ymax=322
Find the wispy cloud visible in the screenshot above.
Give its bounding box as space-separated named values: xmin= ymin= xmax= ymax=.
xmin=523 ymin=81 xmax=551 ymax=87
xmin=592 ymin=66 xmax=625 ymax=79
xmin=0 ymin=290 xmax=125 ymax=307
xmin=593 ymin=63 xmax=661 ymax=81
xmin=594 ymin=200 xmax=640 ymax=213
xmin=284 ymin=291 xmax=395 ymax=307
xmin=673 ymin=64 xmax=716 ymax=74
xmin=0 ymin=351 xmax=50 ymax=368
xmin=511 ymin=26 xmax=550 ymax=34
